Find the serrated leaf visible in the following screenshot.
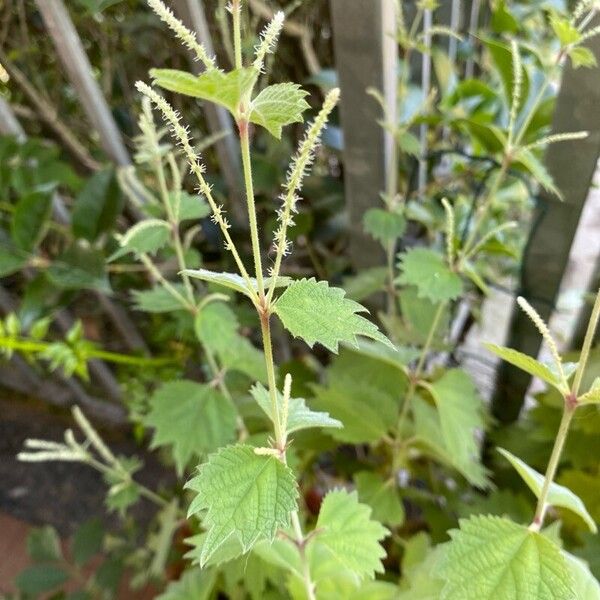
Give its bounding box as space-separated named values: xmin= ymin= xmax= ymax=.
xmin=485 ymin=343 xmax=564 ymax=389
xmin=397 ymin=248 xmax=462 ymax=303
xmin=249 ymin=83 xmax=309 ymax=138
xmin=185 ymin=445 xmax=298 ymax=566
xmin=354 ymin=471 xmax=405 ymax=527
xmin=27 ymin=526 xmax=62 ymax=562
xmin=145 ymin=381 xmax=238 ymax=475
xmin=440 ymin=515 xmax=575 ymax=599
xmin=182 ymin=268 xmax=290 ymax=300
xmin=363 ymin=208 xmax=406 ymax=245
xmin=119 ymin=219 xmax=170 ymax=255
xmin=497 ymin=447 xmax=597 ymax=533
xmin=579 ymin=378 xmax=600 ymax=405
xmin=151 ymin=68 xmax=257 ymax=115
xmin=131 ymin=285 xmax=188 ymax=312
xmin=309 ymin=490 xmax=388 ymax=580
xmin=429 ymin=369 xmax=489 ymax=487
xmin=550 ymin=15 xmax=581 ymax=46
xmin=312 ymin=349 xmax=407 ymax=443
xmin=569 ymin=46 xmax=597 ymax=69
xmin=274 ymin=278 xmax=393 ymax=352
xmin=185 ymin=532 xmax=245 ymax=567
xmin=156 ymin=567 xmax=217 ymax=600
xmin=515 ymin=148 xmax=561 ymax=198
xmin=564 ymin=551 xmax=600 ymax=599
xmin=168 ymin=191 xmax=210 ymax=222
xmin=250 ymin=382 xmax=342 ymax=435
xmin=195 ymin=302 xmax=267 ymax=383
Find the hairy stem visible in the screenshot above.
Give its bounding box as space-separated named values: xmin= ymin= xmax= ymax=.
xmin=260 ymin=313 xmax=283 ymax=445
xmin=240 ymin=122 xmax=265 ymax=298
xmin=572 ymin=287 xmax=600 ymax=396
xmin=530 ymin=403 xmax=575 ymax=530
xmin=292 ymin=512 xmax=317 ymax=600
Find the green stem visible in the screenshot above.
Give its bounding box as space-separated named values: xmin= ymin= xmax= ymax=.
xmin=155 ymin=154 xmax=195 ymax=304
xmin=240 ymin=123 xmax=265 ymax=298
xmin=0 ymin=337 xmax=175 ymax=368
xmin=292 ymin=512 xmax=316 ymax=600
xmin=260 ymin=314 xmax=283 ymax=446
xmin=460 ymin=160 xmax=509 ymax=259
xmin=395 ymin=301 xmax=446 ymax=452
xmin=572 ymin=287 xmax=600 ymax=396
xmin=530 ymin=403 xmax=575 ymax=530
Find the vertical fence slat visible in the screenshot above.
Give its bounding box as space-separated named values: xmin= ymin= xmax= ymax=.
xmin=173 ymin=0 xmax=244 ymax=221
xmin=34 ymin=0 xmax=130 ymax=166
xmin=330 ymin=0 xmax=397 ymax=269
xmin=491 ymin=32 xmax=600 ymax=422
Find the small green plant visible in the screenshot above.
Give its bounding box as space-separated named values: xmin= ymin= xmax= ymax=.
xmin=12 ymin=1 xmax=600 ymax=598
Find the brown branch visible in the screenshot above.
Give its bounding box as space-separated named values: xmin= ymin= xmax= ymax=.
xmin=0 ymin=49 xmax=101 ymax=172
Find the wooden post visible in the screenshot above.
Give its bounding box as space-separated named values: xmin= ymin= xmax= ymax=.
xmin=173 ymin=0 xmax=243 ymax=221
xmin=330 ymin=0 xmax=397 ymax=269
xmin=492 ymin=33 xmax=600 ymax=423
xmin=34 ymin=0 xmax=130 ymax=167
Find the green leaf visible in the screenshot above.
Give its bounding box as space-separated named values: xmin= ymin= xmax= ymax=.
xmin=182 ymin=268 xmax=290 ymax=300
xmin=27 ymin=526 xmax=62 ymax=562
xmin=0 ymin=248 xmax=27 ymax=277
xmin=569 ymin=46 xmax=597 ymax=69
xmin=195 ymin=302 xmax=267 ymax=383
xmin=249 ymin=83 xmax=310 ymax=139
xmin=48 ymin=245 xmax=109 ymax=292
xmin=186 ymin=445 xmax=298 ymax=566
xmin=564 ymin=552 xmax=600 ymax=599
xmin=309 ymin=490 xmax=388 ymax=580
xmin=312 ymin=349 xmax=407 ymax=443
xmin=168 ymin=191 xmax=210 ymax=222
xmin=156 ymin=567 xmax=217 ymax=600
xmin=342 ymin=267 xmax=388 ymax=302
xmin=11 ymin=190 xmax=52 ymax=252
xmin=550 ymin=15 xmax=581 ymax=47
xmin=145 ymin=380 xmax=238 ymax=475
xmin=103 ymin=456 xmax=141 ymax=516
xmin=354 ymin=471 xmax=405 ymax=527
xmin=579 ymin=378 xmax=600 ymax=405
xmin=132 ymin=285 xmax=188 ymax=313
xmin=151 ymin=68 xmax=257 ymax=115
xmin=483 ymin=38 xmax=529 ymax=111
xmin=397 ymin=248 xmax=462 ymax=303
xmin=514 ymin=148 xmax=561 ymax=198
xmin=119 ymin=219 xmax=171 ymax=255
xmin=250 ymin=382 xmax=342 ymax=435
xmin=16 ymin=565 xmax=69 ymax=595
xmin=429 ymin=369 xmax=489 ymax=487
xmin=440 ymin=515 xmax=574 ymax=599
xmin=484 ymin=343 xmax=564 ymax=390
xmin=273 ymin=278 xmax=393 ymax=352
xmin=363 ymin=208 xmax=406 ymax=245
xmin=72 ymin=518 xmax=104 ymax=566
xmin=72 ymin=168 xmax=123 ymax=242
xmin=497 ymin=447 xmax=597 ymax=533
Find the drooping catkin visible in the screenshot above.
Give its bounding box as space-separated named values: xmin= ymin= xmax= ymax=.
xmin=517 ymin=296 xmax=565 ymax=383
xmin=267 ymin=88 xmax=340 ymax=296
xmin=253 ymin=12 xmax=285 ymax=72
xmin=135 ymin=82 xmax=252 ymax=282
